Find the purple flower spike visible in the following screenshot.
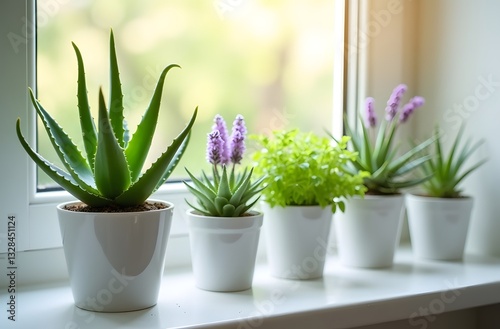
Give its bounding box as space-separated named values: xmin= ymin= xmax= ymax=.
xmin=364 ymin=97 xmax=377 ymax=128
xmin=399 ymin=96 xmax=425 ymax=123
xmin=230 ymin=115 xmax=247 ymax=164
xmin=385 ymin=84 xmax=408 ymax=121
xmin=206 ymin=130 xmax=225 ymax=165
xmin=212 ymin=114 xmax=230 ymax=164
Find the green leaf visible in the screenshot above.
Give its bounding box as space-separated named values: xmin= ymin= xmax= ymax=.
xmin=125 ymin=64 xmax=180 ymax=182
xmin=184 ymin=183 xmax=217 ymax=213
xmin=115 ymin=107 xmax=197 ymax=206
xmin=217 ymin=166 xmax=232 ymax=200
xmin=108 ymin=30 xmax=126 ymax=148
xmin=94 ymin=88 xmax=131 ymax=199
xmin=185 ymin=199 xmax=212 ymax=216
xmin=221 ymin=203 xmax=236 ymax=217
xmin=16 ymin=119 xmax=110 ymax=207
xmin=29 ymin=90 xmax=98 ymax=194
xmin=152 ymin=130 xmax=192 ymax=193
xmin=185 ymin=168 xmax=217 ymax=200
xmin=72 ymin=42 xmax=97 ymax=171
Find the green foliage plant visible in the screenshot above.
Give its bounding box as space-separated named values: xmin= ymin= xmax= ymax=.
xmin=184 ymin=114 xmax=265 ymax=217
xmin=251 ymin=129 xmax=368 ymax=213
xmin=340 ymin=84 xmax=435 ymax=195
xmin=420 ymin=125 xmax=487 ymax=198
xmin=16 ymin=31 xmax=198 ymax=208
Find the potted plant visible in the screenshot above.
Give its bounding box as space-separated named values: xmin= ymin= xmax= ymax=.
xmin=333 ymin=84 xmax=434 ymax=268
xmin=15 ymin=31 xmax=198 ymax=312
xmin=406 ymin=125 xmax=486 ymax=260
xmin=184 ymin=114 xmax=265 ymax=292
xmin=251 ymin=129 xmax=367 ymax=279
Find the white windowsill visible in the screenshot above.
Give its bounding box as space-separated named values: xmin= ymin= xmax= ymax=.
xmin=2 ymin=245 xmax=500 ymax=329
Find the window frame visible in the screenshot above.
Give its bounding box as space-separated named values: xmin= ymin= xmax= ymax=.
xmin=0 ymin=0 xmax=352 ymax=256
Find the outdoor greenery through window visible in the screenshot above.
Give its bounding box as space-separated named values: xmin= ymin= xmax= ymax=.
xmin=36 ymin=0 xmax=335 ymax=190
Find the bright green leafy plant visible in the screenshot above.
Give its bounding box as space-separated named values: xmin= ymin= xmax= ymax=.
xmin=184 ymin=114 xmax=265 ymax=217
xmin=420 ymin=125 xmax=486 ymax=198
xmin=251 ymin=129 xmax=368 ymax=213
xmin=16 ymin=31 xmax=198 ymax=208
xmin=340 ymin=84 xmax=435 ymax=195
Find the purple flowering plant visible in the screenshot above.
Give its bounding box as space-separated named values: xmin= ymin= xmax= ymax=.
xmin=341 ymin=84 xmax=435 ymax=195
xmin=184 ymin=114 xmax=265 ymax=217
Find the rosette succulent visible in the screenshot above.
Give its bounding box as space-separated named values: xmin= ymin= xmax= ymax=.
xmin=339 ymin=84 xmax=435 ymax=195
xmin=184 ymin=114 xmax=265 ymax=217
xmin=16 ymin=31 xmax=197 ymax=208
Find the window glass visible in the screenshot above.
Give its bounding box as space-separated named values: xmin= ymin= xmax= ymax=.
xmin=37 ymin=0 xmax=335 ymax=189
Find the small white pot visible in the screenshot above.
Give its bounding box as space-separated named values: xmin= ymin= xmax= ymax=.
xmin=261 ymin=203 xmax=332 ymax=279
xmin=406 ymin=194 xmax=473 ymax=260
xmin=57 ymin=200 xmax=173 ymax=312
xmin=335 ymin=195 xmax=405 ymax=268
xmin=186 ymin=210 xmax=263 ymax=292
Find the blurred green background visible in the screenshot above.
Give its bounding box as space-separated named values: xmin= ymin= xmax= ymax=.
xmin=37 ymin=0 xmax=335 ymax=189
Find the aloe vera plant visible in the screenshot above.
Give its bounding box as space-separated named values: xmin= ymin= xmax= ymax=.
xmin=16 ymin=31 xmax=197 ymax=208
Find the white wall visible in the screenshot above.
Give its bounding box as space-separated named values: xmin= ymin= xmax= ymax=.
xmin=414 ymin=0 xmax=500 ymax=257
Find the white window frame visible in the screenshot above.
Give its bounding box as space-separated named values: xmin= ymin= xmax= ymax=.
xmin=0 ymin=0 xmax=354 ymax=265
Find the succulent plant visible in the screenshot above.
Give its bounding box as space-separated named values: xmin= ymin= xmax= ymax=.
xmin=184 ymin=115 xmax=265 ymax=217
xmin=16 ymin=31 xmax=197 ymax=208
xmin=339 ymin=84 xmax=435 ymax=195
xmin=420 ymin=125 xmax=487 ymax=198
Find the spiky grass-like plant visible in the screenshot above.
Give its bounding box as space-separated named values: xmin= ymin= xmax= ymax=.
xmin=420 ymin=125 xmax=486 ymax=198
xmin=16 ymin=31 xmax=197 ymax=208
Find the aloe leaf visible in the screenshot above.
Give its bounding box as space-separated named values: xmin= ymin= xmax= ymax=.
xmin=360 ymin=121 xmax=373 ymax=172
xmin=125 ymin=64 xmax=181 ymax=182
xmin=72 ymin=43 xmax=97 ymax=171
xmin=152 ymin=130 xmax=191 ymax=193
xmin=94 ymin=88 xmax=131 ymax=199
xmin=16 ymin=119 xmax=110 ymax=207
xmin=108 ymin=30 xmax=126 ymax=148
xmin=29 ymin=90 xmax=98 ymax=193
xmin=115 ymin=107 xmax=197 ymax=206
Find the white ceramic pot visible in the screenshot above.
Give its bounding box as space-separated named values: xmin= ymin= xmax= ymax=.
xmin=57 ymin=200 xmax=173 ymax=312
xmin=186 ymin=210 xmax=263 ymax=292
xmin=334 ymin=195 xmax=405 ymax=268
xmin=406 ymin=194 xmax=473 ymax=260
xmin=261 ymin=203 xmax=332 ymax=279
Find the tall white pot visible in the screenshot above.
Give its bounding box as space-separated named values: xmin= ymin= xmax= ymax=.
xmin=57 ymin=200 xmax=173 ymax=312
xmin=335 ymin=195 xmax=405 ymax=268
xmin=406 ymin=194 xmax=473 ymax=260
xmin=261 ymin=203 xmax=332 ymax=279
xmin=186 ymin=210 xmax=263 ymax=292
